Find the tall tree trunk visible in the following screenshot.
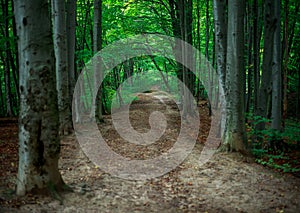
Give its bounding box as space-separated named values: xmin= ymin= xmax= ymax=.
xmin=168 ymin=0 xmax=184 ymax=104
xmin=52 ymin=0 xmax=73 ymax=135
xmin=12 ymin=0 xmax=20 ymax=103
xmin=178 ymin=0 xmax=194 ymax=117
xmin=66 ymin=0 xmax=77 ymax=122
xmin=205 ymin=0 xmax=213 ymax=115
xmin=253 ymin=0 xmax=260 ymax=114
xmin=271 ymin=0 xmax=282 ymax=130
xmin=2 ymin=0 xmax=13 ymax=116
xmin=282 ymin=0 xmax=288 ymax=127
xmin=246 ymin=1 xmax=253 ymax=114
xmin=14 ymin=0 xmax=63 ymax=196
xmin=256 ymin=0 xmax=275 ymax=130
xmin=93 ymin=0 xmax=103 ymax=122
xmin=213 ymin=0 xmax=227 ymax=136
xmin=221 ymin=0 xmax=248 ymax=153
xmin=196 ymin=1 xmax=201 ymax=100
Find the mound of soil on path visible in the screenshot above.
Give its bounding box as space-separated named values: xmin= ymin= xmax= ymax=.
xmin=0 ymin=92 xmax=299 ymax=212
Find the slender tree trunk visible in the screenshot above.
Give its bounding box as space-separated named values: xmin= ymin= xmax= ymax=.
xmin=66 ymin=0 xmax=78 ymax=122
xmin=93 ymin=0 xmax=103 ymax=122
xmin=14 ymin=0 xmax=63 ymax=196
xmin=186 ymin=0 xmax=195 ymax=96
xmin=67 ymin=0 xmax=76 ymax=104
xmin=256 ymin=0 xmax=275 ymax=130
xmin=179 ymin=0 xmax=194 ymax=117
xmin=205 ymin=0 xmax=213 ymax=116
xmin=246 ymin=1 xmax=253 ymax=114
xmin=271 ymin=0 xmax=282 ymax=131
xmin=11 ymin=0 xmax=20 ymax=103
xmin=168 ymin=0 xmax=183 ymax=104
xmin=282 ymin=0 xmax=288 ymax=127
xmin=253 ymin=0 xmax=260 ymax=113
xmin=2 ymin=0 xmax=13 ymax=116
xmin=213 ymin=0 xmax=227 ymax=135
xmin=196 ymin=1 xmax=201 ymax=100
xmin=52 ymin=0 xmax=73 ymax=135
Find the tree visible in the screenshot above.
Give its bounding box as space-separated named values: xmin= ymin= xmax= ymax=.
xmin=93 ymin=0 xmax=103 ymax=122
xmin=271 ymin=0 xmax=282 ymax=131
xmin=52 ymin=0 xmax=73 ymax=135
xmin=220 ymin=0 xmax=248 ymax=152
xmin=2 ymin=0 xmax=13 ymax=116
xmin=252 ymin=0 xmax=262 ymax=115
xmin=66 ymin=0 xmax=78 ymax=122
xmin=213 ymin=0 xmax=227 ymax=88
xmin=14 ymin=0 xmax=63 ymax=195
xmin=213 ymin=0 xmax=227 ymax=134
xmin=178 ymin=0 xmax=194 ymax=117
xmin=168 ymin=0 xmax=194 ymax=117
xmin=256 ymin=0 xmax=275 ymax=131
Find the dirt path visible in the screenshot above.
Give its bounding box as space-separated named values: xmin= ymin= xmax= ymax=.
xmin=0 ymin=91 xmax=299 ymax=212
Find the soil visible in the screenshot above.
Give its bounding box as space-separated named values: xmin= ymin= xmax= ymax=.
xmin=0 ymin=91 xmax=299 ymax=213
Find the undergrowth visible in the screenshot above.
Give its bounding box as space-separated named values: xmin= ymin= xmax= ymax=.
xmin=247 ymin=114 xmax=300 ymax=175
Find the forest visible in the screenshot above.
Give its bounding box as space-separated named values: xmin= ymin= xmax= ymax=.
xmin=0 ymin=0 xmax=300 ymax=212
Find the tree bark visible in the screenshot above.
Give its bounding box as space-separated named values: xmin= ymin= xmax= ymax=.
xmin=213 ymin=0 xmax=227 ymax=136
xmin=220 ymin=0 xmax=248 ymax=153
xmin=52 ymin=0 xmax=73 ymax=135
xmin=246 ymin=1 xmax=253 ymax=114
xmin=256 ymin=0 xmax=275 ymax=131
xmin=2 ymin=0 xmax=13 ymax=116
xmin=14 ymin=0 xmax=63 ymax=195
xmin=271 ymin=0 xmax=282 ymax=130
xmin=93 ymin=0 xmax=103 ymax=122
xmin=66 ymin=0 xmax=78 ymax=122
xmin=177 ymin=0 xmax=194 ymax=117
xmin=253 ymin=0 xmax=261 ymax=113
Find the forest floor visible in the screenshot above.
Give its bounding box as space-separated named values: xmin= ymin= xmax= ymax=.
xmin=0 ymin=91 xmax=300 ymax=213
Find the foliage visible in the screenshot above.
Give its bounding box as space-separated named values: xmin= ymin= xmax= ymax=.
xmin=254 ymin=153 xmax=300 ymax=173
xmin=248 ymin=113 xmax=300 ymax=174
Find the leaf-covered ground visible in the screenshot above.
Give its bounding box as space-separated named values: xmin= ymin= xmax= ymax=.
xmin=0 ymin=91 xmax=299 ymax=212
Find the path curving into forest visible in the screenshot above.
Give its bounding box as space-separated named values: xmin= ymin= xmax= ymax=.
xmin=1 ymin=91 xmax=300 ymax=212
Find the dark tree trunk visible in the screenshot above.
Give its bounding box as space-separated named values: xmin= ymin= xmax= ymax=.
xmin=253 ymin=0 xmax=260 ymax=113
xmin=246 ymin=1 xmax=253 ymax=114
xmin=92 ymin=0 xmax=103 ymax=122
xmin=271 ymin=0 xmax=282 ymax=131
xmin=2 ymin=0 xmax=13 ymax=116
xmin=256 ymin=0 xmax=275 ymax=131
